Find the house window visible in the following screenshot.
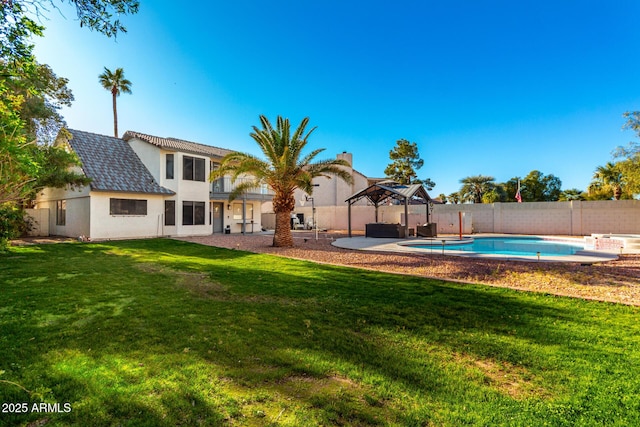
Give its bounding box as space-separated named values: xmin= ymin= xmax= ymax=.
xmin=110 ymin=198 xmax=147 ymax=215
xmin=56 ymin=200 xmax=66 ymax=226
xmin=182 ymin=201 xmax=205 ymax=225
xmin=166 ymin=154 xmax=174 ymax=179
xmin=165 ymin=200 xmax=175 ymax=226
xmin=232 ymin=203 xmax=253 ymax=220
xmin=183 ymin=156 xmax=205 ymax=182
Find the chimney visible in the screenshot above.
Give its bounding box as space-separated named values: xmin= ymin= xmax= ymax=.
xmin=337 ymin=151 xmax=352 ymax=167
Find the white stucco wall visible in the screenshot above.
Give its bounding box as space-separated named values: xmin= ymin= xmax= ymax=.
xmin=127 ymin=137 xmax=162 ymax=181
xmin=127 ymin=139 xmax=212 ymax=237
xmin=24 ymin=208 xmax=49 ymax=237
xmin=36 ymin=185 xmax=91 ymax=238
xmin=89 ymin=192 xmax=166 ymax=239
xmin=171 ymin=153 xmax=211 ymax=237
xmin=287 ymin=152 xmax=370 ymax=213
xmin=284 ymin=200 xmax=640 ymax=236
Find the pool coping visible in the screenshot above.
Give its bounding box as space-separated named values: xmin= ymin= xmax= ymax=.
xmin=332 ymin=234 xmax=627 ymax=263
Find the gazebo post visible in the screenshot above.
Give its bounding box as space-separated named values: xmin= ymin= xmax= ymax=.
xmin=426 ymin=202 xmax=429 ymax=224
xmin=348 ymin=202 xmax=352 ymax=237
xmin=404 ymin=197 xmax=409 ymax=238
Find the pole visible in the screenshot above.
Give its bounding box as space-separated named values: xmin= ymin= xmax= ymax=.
xmin=242 ymin=197 xmax=246 ymax=235
xmin=404 ymin=197 xmax=409 ymax=238
xmin=312 ymin=197 xmax=317 ymax=241
xmin=426 ymin=202 xmax=429 ymax=224
xmin=348 ymin=202 xmax=352 ymax=237
xmin=458 ymin=211 xmax=462 ymax=240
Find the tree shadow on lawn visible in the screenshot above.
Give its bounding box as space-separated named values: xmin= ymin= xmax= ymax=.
xmin=2 ymin=240 xmax=639 ymax=425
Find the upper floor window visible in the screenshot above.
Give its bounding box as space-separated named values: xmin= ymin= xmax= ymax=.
xmin=166 ymin=154 xmax=174 ymax=179
xmin=110 ymin=198 xmax=147 ymax=216
xmin=183 ymin=156 xmax=206 ymax=182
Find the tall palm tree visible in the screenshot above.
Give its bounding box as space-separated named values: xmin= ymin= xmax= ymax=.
xmin=459 ymin=175 xmax=495 ymax=203
xmin=592 ymin=162 xmax=624 ymax=200
xmin=211 ymin=115 xmax=353 ymax=247
xmin=98 ymin=67 xmax=132 ymax=138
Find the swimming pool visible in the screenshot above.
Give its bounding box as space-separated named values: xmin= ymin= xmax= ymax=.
xmin=407 ymin=236 xmax=584 ymax=257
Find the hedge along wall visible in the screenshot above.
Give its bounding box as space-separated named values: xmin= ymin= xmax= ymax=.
xmin=280 ymin=200 xmax=640 ymax=236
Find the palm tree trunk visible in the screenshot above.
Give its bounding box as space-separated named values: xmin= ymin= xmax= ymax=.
xmin=273 ymin=211 xmax=294 ymax=247
xmin=112 ymin=89 xmax=118 ymax=138
xmin=614 ymin=185 xmax=622 ymax=200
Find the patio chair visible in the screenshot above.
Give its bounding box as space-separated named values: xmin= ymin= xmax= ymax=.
xmin=292 ymin=217 xmax=305 ymax=230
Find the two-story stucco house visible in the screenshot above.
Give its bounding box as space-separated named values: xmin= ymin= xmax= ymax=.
xmin=35 ymin=129 xmax=271 ymax=240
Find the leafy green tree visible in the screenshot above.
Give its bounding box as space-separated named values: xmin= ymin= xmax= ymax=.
xmin=616 ymin=111 xmax=640 ymax=196
xmin=211 ymin=115 xmax=353 ymax=247
xmin=437 ymin=193 xmax=448 ymax=204
xmin=520 ymin=170 xmax=562 ymax=202
xmin=1 ymin=0 xmax=139 ymax=63
xmin=622 ymin=111 xmax=640 ymax=134
xmin=586 ymin=181 xmax=614 ymax=200
xmin=384 ymin=139 xmax=435 ymax=189
xmin=28 ymin=139 xmax=91 ymax=197
xmin=0 ymin=129 xmax=36 ymax=205
xmin=1 ymin=61 xmax=87 ymax=202
xmin=0 ymin=203 xmax=29 ymax=251
xmin=481 ymin=190 xmax=500 ymax=204
xmin=1 ymin=0 xmax=137 ymax=247
xmin=459 ymin=175 xmax=495 ymax=203
xmin=99 ymin=67 xmax=132 ymax=138
xmin=5 ymin=62 xmax=75 ymax=143
xmin=616 ymin=156 xmax=640 ymax=197
xmin=482 ymin=185 xmax=508 ymax=203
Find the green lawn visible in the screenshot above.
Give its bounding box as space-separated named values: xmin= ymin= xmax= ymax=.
xmin=1 ymin=239 xmax=639 ymax=426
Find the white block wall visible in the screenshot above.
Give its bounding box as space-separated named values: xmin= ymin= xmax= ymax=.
xmin=273 ymin=200 xmax=640 ymax=236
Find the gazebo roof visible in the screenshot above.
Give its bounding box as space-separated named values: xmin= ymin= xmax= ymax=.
xmin=345 ymin=180 xmax=432 ymax=206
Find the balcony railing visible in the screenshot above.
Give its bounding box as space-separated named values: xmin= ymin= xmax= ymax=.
xmin=211 ymin=177 xmax=273 ymax=196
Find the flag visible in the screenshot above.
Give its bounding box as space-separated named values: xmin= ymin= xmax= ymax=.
xmin=515 ymin=180 xmax=522 ymax=203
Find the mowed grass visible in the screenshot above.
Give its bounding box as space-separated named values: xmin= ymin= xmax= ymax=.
xmin=1 ymin=239 xmax=639 ymax=426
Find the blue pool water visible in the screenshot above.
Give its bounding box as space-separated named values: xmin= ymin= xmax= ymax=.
xmin=413 ymin=237 xmax=584 ymax=257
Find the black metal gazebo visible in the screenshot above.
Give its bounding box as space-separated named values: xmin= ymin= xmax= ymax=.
xmin=345 ymin=180 xmax=434 ymax=237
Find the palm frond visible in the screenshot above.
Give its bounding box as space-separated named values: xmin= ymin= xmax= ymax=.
xmin=298 ymin=148 xmax=326 ymax=168
xmin=210 ymin=152 xmax=270 ymax=182
xmin=305 ymin=159 xmax=354 ymax=184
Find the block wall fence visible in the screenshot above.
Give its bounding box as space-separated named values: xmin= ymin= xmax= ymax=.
xmin=276 ymin=200 xmax=640 ymax=236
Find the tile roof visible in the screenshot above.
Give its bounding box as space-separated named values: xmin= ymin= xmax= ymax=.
xmin=123 ymin=130 xmax=234 ymax=158
xmin=63 ymin=129 xmax=175 ymax=195
xmin=346 ymin=180 xmax=432 ymax=205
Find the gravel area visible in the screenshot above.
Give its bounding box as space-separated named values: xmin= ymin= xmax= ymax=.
xmin=180 ymin=231 xmax=640 ymax=307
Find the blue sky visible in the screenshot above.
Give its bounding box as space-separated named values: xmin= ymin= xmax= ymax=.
xmin=33 ymin=1 xmax=640 ymax=198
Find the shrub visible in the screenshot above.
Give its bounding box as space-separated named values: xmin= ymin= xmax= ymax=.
xmin=0 ymin=203 xmax=29 ymax=251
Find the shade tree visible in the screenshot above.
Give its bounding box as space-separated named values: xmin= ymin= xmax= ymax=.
xmin=384 ymin=139 xmax=435 ymax=190
xmin=0 ymin=0 xmax=138 ymax=247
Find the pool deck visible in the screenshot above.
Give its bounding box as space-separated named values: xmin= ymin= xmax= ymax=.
xmin=332 ymin=234 xmax=634 ymax=263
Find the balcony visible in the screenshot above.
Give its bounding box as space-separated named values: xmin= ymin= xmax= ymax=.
xmin=211 ymin=177 xmax=273 ymax=201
